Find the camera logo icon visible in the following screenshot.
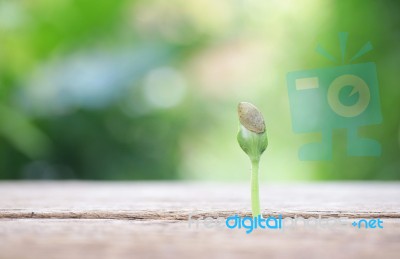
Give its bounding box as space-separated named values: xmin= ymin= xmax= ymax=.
xmin=287 ymin=33 xmax=382 ymax=160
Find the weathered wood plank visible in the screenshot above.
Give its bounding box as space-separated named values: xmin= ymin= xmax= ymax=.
xmin=0 ymin=218 xmax=399 ymax=259
xmin=0 ymin=182 xmax=399 ymax=259
xmin=0 ymin=182 xmax=399 ymax=219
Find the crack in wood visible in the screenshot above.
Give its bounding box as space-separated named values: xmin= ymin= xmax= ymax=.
xmin=0 ymin=210 xmax=399 ymax=220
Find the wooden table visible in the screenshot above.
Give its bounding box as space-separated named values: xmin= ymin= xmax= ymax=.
xmin=0 ymin=181 xmax=399 ymax=258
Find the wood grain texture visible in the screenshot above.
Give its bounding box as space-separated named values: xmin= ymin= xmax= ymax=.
xmin=0 ymin=181 xmax=399 ymax=259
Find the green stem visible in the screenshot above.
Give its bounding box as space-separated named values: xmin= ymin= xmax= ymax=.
xmin=251 ymin=159 xmax=260 ymax=217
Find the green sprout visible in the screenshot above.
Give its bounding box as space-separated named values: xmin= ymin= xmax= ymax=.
xmin=237 ymin=102 xmax=268 ymax=217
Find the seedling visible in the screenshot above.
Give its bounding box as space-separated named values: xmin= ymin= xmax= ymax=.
xmin=237 ymin=102 xmax=268 ymax=217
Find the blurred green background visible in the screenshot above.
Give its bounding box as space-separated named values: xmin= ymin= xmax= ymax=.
xmin=0 ymin=0 xmax=399 ymax=181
